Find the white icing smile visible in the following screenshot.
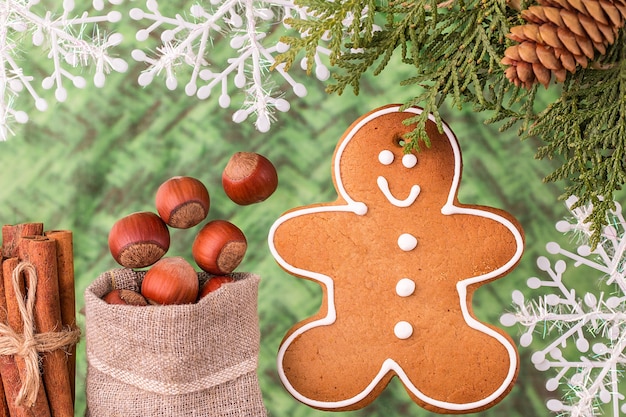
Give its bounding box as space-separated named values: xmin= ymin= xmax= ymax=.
xmin=377 ymin=176 xmax=420 ymax=208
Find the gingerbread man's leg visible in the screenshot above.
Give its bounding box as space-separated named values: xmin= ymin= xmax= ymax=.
xmin=394 ymin=299 xmax=518 ymax=413
xmin=278 ymin=316 xmax=397 ymax=411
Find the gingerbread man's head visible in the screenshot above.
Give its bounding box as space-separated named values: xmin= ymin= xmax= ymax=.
xmin=333 ymin=105 xmax=459 ymax=214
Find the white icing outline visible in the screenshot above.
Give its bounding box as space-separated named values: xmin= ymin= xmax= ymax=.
xmin=377 ymin=176 xmax=421 ymax=207
xmin=267 ymin=105 xmax=524 ymax=411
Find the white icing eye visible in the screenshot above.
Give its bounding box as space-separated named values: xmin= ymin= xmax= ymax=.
xmin=402 ymin=154 xmax=417 ymax=168
xmin=378 ymin=150 xmax=394 ymax=165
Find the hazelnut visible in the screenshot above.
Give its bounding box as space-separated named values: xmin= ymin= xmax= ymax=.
xmin=155 ymin=176 xmax=210 ymax=229
xmin=103 ymin=289 xmax=148 ymax=306
xmin=141 ymin=257 xmax=199 ymax=305
xmin=108 ymin=211 xmax=170 ymax=268
xmin=192 ymin=220 xmax=247 ymax=275
xmin=198 ymin=276 xmax=235 ymax=299
xmin=222 ymin=152 xmax=278 ymax=205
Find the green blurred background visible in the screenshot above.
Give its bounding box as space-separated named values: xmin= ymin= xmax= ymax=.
xmin=0 ymin=1 xmax=603 ymax=416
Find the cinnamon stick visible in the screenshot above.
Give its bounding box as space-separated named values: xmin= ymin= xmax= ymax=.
xmin=2 ymin=258 xmax=51 ymax=417
xmin=0 ymin=378 xmax=10 ymax=417
xmin=0 ymin=260 xmax=31 ymax=417
xmin=0 ymin=223 xmax=45 ymax=417
xmin=19 ymin=237 xmax=73 ymax=417
xmin=43 ymin=230 xmax=76 ymax=403
xmin=1 ymin=224 xmax=43 ymax=259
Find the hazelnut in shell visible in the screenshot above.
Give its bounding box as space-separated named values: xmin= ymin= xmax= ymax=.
xmin=155 ymin=176 xmax=210 ymax=229
xmin=198 ymin=276 xmax=235 ymax=299
xmin=103 ymin=289 xmax=148 ymax=306
xmin=192 ymin=220 xmax=247 ymax=275
xmin=108 ymin=211 xmax=170 ymax=268
xmin=222 ymin=152 xmax=278 ymax=205
xmin=141 ymin=257 xmax=199 ymax=305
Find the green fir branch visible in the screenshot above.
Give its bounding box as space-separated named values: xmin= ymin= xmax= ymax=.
xmin=397 ymin=0 xmax=517 ymax=149
xmin=327 ymin=3 xmax=434 ymax=97
xmin=530 ymin=33 xmax=626 ymax=247
xmin=274 ymin=0 xmax=377 ymax=73
xmin=275 ymin=0 xmax=529 ymax=149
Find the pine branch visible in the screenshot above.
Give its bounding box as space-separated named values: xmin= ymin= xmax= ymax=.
xmin=274 ymin=0 xmax=377 ymax=74
xmin=328 ymin=3 xmax=433 ymax=96
xmin=397 ymin=0 xmax=517 ymax=149
xmin=275 ymin=0 xmax=532 ymax=150
xmin=530 ymin=32 xmax=626 ymax=247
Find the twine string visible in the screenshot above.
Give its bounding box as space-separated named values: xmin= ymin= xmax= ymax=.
xmin=0 ymin=261 xmax=80 ymax=407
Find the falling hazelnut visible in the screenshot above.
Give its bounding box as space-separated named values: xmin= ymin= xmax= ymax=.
xmin=155 ymin=176 xmax=210 ymax=229
xmin=192 ymin=220 xmax=247 ymax=275
xmin=108 ymin=211 xmax=170 ymax=268
xmin=222 ymin=152 xmax=278 ymax=205
xmin=141 ymin=256 xmax=199 ymax=305
xmin=103 ymin=289 xmax=148 ymax=306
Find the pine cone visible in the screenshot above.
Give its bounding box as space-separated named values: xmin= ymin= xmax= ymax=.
xmin=502 ymin=0 xmax=626 ymax=88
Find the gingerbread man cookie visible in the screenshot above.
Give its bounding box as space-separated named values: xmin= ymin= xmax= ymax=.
xmin=268 ymin=105 xmax=524 ymax=413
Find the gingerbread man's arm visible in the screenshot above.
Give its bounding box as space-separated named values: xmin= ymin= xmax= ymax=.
xmin=447 ymin=202 xmax=524 ymax=284
xmin=268 ymin=202 xmax=367 ymax=281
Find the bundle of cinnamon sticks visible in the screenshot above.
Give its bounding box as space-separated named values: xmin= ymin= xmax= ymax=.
xmin=0 ymin=223 xmax=79 ymax=417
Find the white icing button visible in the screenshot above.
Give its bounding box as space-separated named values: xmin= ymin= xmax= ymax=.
xmin=397 ymin=233 xmax=418 ymax=251
xmin=394 ymin=321 xmax=413 ymax=339
xmin=378 ymin=150 xmax=394 ymax=165
xmin=402 ymin=154 xmax=417 ymax=168
xmin=396 ymin=278 xmax=416 ymax=297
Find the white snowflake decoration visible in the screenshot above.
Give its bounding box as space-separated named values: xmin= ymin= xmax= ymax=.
xmin=0 ymin=0 xmax=128 ymax=140
xmin=501 ymin=196 xmax=626 ymax=417
xmin=129 ymin=0 xmax=333 ymax=132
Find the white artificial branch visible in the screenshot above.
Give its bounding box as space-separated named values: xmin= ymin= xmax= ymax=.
xmin=130 ymin=0 xmax=333 ymax=132
xmin=0 ymin=0 xmax=127 ymax=140
xmin=502 ymin=197 xmax=626 ymax=417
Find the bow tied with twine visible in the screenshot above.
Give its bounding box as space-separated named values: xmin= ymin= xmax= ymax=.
xmin=0 ymin=262 xmax=80 ymax=407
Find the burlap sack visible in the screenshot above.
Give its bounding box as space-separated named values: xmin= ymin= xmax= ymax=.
xmin=84 ymin=268 xmax=267 ymax=417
